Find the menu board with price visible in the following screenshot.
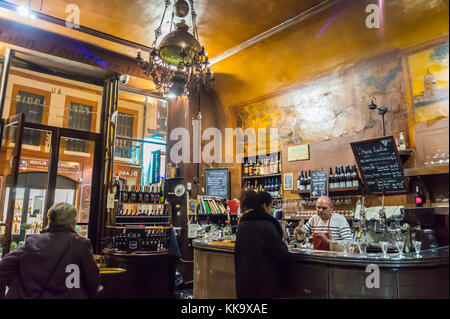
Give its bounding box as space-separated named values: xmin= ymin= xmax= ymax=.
xmin=205 ymin=168 xmax=230 ymax=200
xmin=351 ymin=136 xmax=407 ymax=194
xmin=310 ymin=170 xmax=328 ymax=198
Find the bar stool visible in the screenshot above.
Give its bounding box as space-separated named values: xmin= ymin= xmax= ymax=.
xmin=97 ymin=268 xmax=127 ymax=299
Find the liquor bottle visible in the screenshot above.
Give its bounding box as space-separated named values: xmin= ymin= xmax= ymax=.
xmin=297 ymin=172 xmax=302 ymax=190
xmin=415 ymin=186 xmax=425 ymax=207
xmin=255 ymin=159 xmax=260 ymax=176
xmin=399 ymin=132 xmax=406 ymax=151
xmin=113 ymin=174 xmax=121 ymax=200
xmin=306 ymin=170 xmax=311 ymax=190
xmin=329 ymin=168 xmax=334 ymax=189
xmin=260 ymin=158 xmax=265 ymax=175
xmin=137 ymin=185 xmax=144 ymax=203
xmin=334 ymin=167 xmax=339 ymax=189
xmin=244 ymin=160 xmax=249 ymax=176
xmin=345 ymin=166 xmax=353 ymax=188
xmin=351 ymin=165 xmax=359 ymax=187
xmin=128 ymin=185 xmax=136 ymax=203
xmin=121 ymin=184 xmax=129 ymax=203
xmin=249 ymin=160 xmax=254 ymax=176
xmin=159 ymin=179 xmax=165 ymax=204
xmin=270 ymin=156 xmax=275 ymax=174
xmin=339 ymin=166 xmax=346 ymax=188
xmin=155 ymin=184 xmax=160 ymax=203
xmin=277 ymin=156 xmax=281 ymax=173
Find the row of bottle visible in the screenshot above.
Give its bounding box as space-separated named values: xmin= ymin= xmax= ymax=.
xmin=111 ymin=229 xmax=168 ymax=253
xmin=116 ymin=207 xmax=169 ymax=217
xmin=297 ymin=165 xmax=359 ymax=190
xmin=113 ymin=175 xmax=165 ymax=204
xmin=243 ymin=154 xmax=281 ymax=176
xmin=244 ymin=178 xmax=282 ymax=197
xmin=328 ymin=166 xmax=359 ymax=189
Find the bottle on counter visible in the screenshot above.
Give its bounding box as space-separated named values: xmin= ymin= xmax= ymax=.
xmin=248 ymin=160 xmax=254 ymax=176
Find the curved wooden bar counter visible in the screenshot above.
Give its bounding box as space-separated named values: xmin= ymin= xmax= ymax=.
xmin=103 ymin=249 xmax=171 ymax=298
xmin=193 ymin=240 xmax=449 ymax=299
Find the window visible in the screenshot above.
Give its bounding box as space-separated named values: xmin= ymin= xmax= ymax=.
xmin=15 ymin=91 xmax=45 ymax=146
xmin=115 ymin=112 xmax=135 ymax=158
xmin=66 ymin=102 xmax=92 ymax=152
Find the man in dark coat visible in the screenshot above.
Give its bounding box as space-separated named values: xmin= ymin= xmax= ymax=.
xmin=235 ymin=191 xmax=290 ymax=299
xmin=0 ymin=202 xmax=100 ymax=299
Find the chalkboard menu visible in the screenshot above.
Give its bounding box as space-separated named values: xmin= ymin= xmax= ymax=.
xmin=351 ymin=136 xmax=407 ymax=195
xmin=205 ymin=168 xmax=230 ymax=200
xmin=311 ymin=170 xmax=328 ymax=198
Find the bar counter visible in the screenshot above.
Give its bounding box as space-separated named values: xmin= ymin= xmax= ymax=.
xmin=193 ymin=240 xmax=449 ymax=299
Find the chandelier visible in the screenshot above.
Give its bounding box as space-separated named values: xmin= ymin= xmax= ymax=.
xmin=136 ymin=0 xmax=215 ymax=97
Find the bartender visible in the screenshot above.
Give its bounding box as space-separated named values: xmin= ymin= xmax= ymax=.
xmin=293 ymin=196 xmax=352 ymax=250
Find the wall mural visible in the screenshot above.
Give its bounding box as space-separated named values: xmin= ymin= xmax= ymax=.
xmin=407 ymin=42 xmax=449 ymax=124
xmin=235 ymin=52 xmax=410 ymax=149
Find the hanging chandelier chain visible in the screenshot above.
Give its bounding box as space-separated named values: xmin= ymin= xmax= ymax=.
xmin=188 ymin=0 xmax=199 ymax=40
xmin=153 ymin=0 xmax=172 ymax=48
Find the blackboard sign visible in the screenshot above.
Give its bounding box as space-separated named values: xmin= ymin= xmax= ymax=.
xmin=205 ymin=168 xmax=230 ymax=200
xmin=351 ymin=136 xmax=407 ymax=195
xmin=311 ymin=170 xmax=328 ymax=198
xmin=284 ymin=173 xmax=293 ymax=191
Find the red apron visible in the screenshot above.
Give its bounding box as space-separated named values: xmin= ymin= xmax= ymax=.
xmin=313 ymin=217 xmax=332 ymax=251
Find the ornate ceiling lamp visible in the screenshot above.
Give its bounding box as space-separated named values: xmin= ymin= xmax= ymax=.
xmin=136 ymin=0 xmax=215 ymax=97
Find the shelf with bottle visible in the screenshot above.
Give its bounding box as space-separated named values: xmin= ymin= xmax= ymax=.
xmin=242 ymin=152 xmax=282 ymax=178
xmin=105 ymin=225 xmax=170 ymax=255
xmin=112 ymin=174 xmax=166 ymax=205
xmin=291 ymin=165 xmax=360 ymax=195
xmin=243 ymin=176 xmax=283 ymax=198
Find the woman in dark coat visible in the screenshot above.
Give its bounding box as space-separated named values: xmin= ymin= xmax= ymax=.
xmin=0 ymin=202 xmax=100 ymax=299
xmin=234 ymin=191 xmax=290 ymax=299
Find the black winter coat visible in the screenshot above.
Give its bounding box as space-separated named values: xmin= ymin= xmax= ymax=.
xmin=234 ymin=209 xmax=290 ymax=299
xmin=0 ymin=225 xmax=100 ymax=299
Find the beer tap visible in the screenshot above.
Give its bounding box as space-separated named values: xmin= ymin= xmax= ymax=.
xmin=377 ymin=191 xmax=387 ymax=233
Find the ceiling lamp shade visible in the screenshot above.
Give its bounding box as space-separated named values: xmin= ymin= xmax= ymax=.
xmin=136 ymin=0 xmax=214 ymax=97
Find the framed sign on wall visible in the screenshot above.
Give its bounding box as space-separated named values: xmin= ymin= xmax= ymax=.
xmin=288 ymin=144 xmax=310 ymax=161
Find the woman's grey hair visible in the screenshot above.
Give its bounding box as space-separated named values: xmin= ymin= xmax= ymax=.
xmin=47 ymin=202 xmax=77 ymax=226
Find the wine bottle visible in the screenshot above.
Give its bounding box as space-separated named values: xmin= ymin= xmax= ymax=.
xmin=306 ymin=170 xmax=311 ymax=190
xmin=244 ymin=160 xmax=249 ymax=176
xmin=329 ymin=168 xmax=334 ymax=189
xmin=415 ymin=186 xmax=425 ymax=207
xmin=345 ymin=166 xmax=353 ymax=188
xmin=297 ymin=172 xmax=302 ymax=190
xmin=113 ymin=174 xmax=121 ymax=200
xmin=121 ymin=184 xmax=129 ymax=203
xmin=351 ymin=165 xmax=359 ymax=187
xmin=159 ymin=179 xmax=165 ymax=204
xmin=299 ymin=171 xmax=305 ymax=191
xmin=339 ymin=166 xmax=346 ymax=188
xmin=249 ymin=160 xmax=254 ymax=176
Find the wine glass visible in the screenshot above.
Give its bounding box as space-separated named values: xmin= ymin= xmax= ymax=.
xmin=358 ymin=241 xmax=368 ymax=255
xmin=342 ymin=240 xmax=350 ymax=256
xmin=380 ymin=241 xmax=389 ymax=258
xmin=413 ymin=240 xmax=422 ymax=257
xmin=396 ymin=241 xmax=404 ymax=258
